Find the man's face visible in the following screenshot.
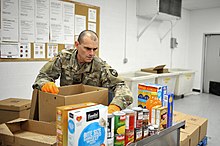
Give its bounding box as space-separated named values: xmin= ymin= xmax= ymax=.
xmin=75 ymin=36 xmax=98 ymax=63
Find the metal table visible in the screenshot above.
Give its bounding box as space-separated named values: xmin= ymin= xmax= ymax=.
xmin=129 ymin=121 xmax=185 ymax=146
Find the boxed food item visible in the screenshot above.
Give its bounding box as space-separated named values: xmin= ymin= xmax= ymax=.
xmin=0 ymin=98 xmax=31 ymax=124
xmin=184 ymin=115 xmax=208 ymax=142
xmin=151 ymin=105 xmax=162 ymax=125
xmin=0 ymin=118 xmax=56 ymax=146
xmin=141 ymin=65 xmax=169 ymax=74
xmin=56 ymin=102 xmax=97 ymax=146
xmin=138 ymin=83 xmax=167 ymax=106
xmin=32 ymin=84 xmax=108 ymax=122
xmin=155 ymin=106 xmax=168 ymax=130
xmin=68 ymin=104 xmax=108 ymax=146
xmin=163 ymin=93 xmax=174 ymax=128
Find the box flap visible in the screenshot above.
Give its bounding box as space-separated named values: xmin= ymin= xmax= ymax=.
xmin=0 ymin=98 xmax=31 ymax=111
xmin=153 ymin=65 xmax=166 ymax=70
xmin=0 ymin=123 xmax=14 ymax=136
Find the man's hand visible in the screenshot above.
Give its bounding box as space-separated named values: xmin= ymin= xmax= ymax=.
xmin=108 ymin=104 xmax=121 ymax=114
xmin=41 ymin=82 xmax=59 ymax=94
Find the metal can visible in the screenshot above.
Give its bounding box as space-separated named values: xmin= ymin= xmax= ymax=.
xmin=148 ymin=125 xmax=155 ymax=136
xmin=132 ymin=107 xmax=143 ymax=128
xmin=134 ymin=128 xmax=143 ymax=142
xmin=142 ymin=108 xmax=149 ymax=126
xmin=113 ymin=111 xmax=126 ymax=146
xmin=107 ymin=114 xmax=114 ymax=139
xmin=142 ymin=125 xmax=149 ymax=138
xmin=122 ymin=109 xmax=135 ymax=145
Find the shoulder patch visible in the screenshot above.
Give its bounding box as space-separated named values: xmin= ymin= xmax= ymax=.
xmin=109 ymin=69 xmax=118 ymax=77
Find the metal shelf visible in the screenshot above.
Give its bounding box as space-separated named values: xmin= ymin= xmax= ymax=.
xmin=129 ymin=121 xmax=185 ymax=146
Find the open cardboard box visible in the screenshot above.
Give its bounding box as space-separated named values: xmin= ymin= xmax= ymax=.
xmin=141 ymin=65 xmax=169 ymax=74
xmin=30 ymin=84 xmax=108 ymax=122
xmin=0 ymin=98 xmax=31 ymax=124
xmin=0 ymin=118 xmax=56 ymax=146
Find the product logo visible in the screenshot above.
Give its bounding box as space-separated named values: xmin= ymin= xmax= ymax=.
xmin=69 ymin=113 xmax=74 ymax=119
xmin=120 ymin=115 xmax=126 ymax=121
xmin=86 ymin=110 xmax=99 ymax=122
xmin=76 ymin=116 xmax=82 ymax=122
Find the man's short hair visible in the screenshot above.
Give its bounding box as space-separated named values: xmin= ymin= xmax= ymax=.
xmin=78 ymin=30 xmax=98 ymax=44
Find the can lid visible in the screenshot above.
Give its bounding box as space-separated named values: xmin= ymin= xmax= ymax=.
xmin=153 ymin=124 xmax=159 ymax=129
xmin=108 ymin=113 xmax=114 ymax=118
xmin=113 ymin=111 xmax=125 ymax=116
xmin=122 ymin=109 xmax=134 ymax=114
xmin=142 ymin=108 xmax=149 ymax=112
xmin=148 ymin=126 xmax=154 ymax=130
xmin=132 ymin=107 xmax=143 ymax=111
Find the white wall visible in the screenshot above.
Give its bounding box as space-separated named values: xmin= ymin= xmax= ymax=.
xmin=188 ymin=8 xmax=220 ymax=90
xmin=1 ymin=0 xmax=209 ymax=100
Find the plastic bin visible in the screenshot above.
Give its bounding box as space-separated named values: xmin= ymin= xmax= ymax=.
xmin=169 ymin=68 xmax=195 ymax=97
xmin=140 ymin=71 xmax=178 ymax=94
xmin=119 ymin=71 xmax=158 ymax=107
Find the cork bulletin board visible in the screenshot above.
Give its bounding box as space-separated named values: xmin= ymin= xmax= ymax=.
xmin=0 ymin=0 xmax=100 ymax=62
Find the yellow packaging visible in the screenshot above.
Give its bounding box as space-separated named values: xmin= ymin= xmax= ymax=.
xmin=156 ymin=106 xmax=168 ymax=130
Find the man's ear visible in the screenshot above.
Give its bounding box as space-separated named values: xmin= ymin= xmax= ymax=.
xmin=75 ymin=41 xmax=79 ymax=48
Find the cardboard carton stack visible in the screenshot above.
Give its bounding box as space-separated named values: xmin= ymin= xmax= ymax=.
xmin=0 ymin=98 xmax=31 ymax=124
xmin=174 ymin=111 xmax=208 ymax=146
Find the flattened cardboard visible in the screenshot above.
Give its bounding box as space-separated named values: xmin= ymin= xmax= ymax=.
xmin=180 ymin=132 xmax=189 ymax=146
xmin=39 ymin=84 xmax=108 ymax=122
xmin=141 ymin=65 xmax=169 ymax=74
xmin=0 ymin=98 xmax=31 ymax=124
xmin=0 ymin=118 xmax=56 ymax=146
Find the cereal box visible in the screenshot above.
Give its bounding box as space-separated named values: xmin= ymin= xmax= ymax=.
xmin=163 ymin=93 xmax=174 ymax=128
xmin=68 ymin=104 xmax=108 ymax=146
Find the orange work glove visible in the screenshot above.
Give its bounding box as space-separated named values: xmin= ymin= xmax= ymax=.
xmin=41 ymin=82 xmax=59 ymax=94
xmin=108 ymin=104 xmax=121 ymax=114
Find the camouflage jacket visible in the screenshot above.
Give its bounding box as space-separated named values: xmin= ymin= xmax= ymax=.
xmin=33 ymin=49 xmax=133 ymax=109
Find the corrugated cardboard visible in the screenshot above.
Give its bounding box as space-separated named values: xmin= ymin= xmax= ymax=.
xmin=0 ymin=118 xmax=56 ymax=146
xmin=0 ymin=98 xmax=31 ymax=124
xmin=181 ymin=122 xmax=200 ymax=146
xmin=38 ymin=84 xmax=108 ymax=122
xmin=184 ymin=115 xmax=208 ymax=142
xmin=141 ymin=65 xmax=169 ymax=74
xmin=180 ymin=132 xmax=189 ymax=146
xmin=173 ymin=111 xmax=187 ymax=123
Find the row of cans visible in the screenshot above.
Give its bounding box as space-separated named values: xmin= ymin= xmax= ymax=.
xmin=107 ymin=107 xmax=150 ymax=146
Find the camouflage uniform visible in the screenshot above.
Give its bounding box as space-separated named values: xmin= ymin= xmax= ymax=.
xmin=33 ymin=49 xmax=133 ymax=109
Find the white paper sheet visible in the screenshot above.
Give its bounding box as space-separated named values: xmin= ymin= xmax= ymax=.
xmin=47 ymin=43 xmax=58 ymax=58
xmin=50 ymin=0 xmax=63 ymax=43
xmin=75 ymin=15 xmax=86 ymax=35
xmin=88 ymin=22 xmax=96 ymax=33
xmin=88 ymin=8 xmax=96 ymax=22
xmin=0 ymin=43 xmax=19 ymax=58
xmin=63 ymin=2 xmax=75 ymax=44
xmin=35 ymin=0 xmax=49 ymax=43
xmin=19 ymin=0 xmax=35 ymax=42
xmin=1 ymin=0 xmax=19 ymax=42
xmin=33 ymin=43 xmax=45 ymax=58
xmin=19 ymin=42 xmax=31 ymax=58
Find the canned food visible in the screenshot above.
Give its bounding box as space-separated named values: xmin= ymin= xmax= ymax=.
xmin=122 ymin=109 xmax=135 ymax=145
xmin=142 ymin=108 xmax=149 ymax=126
xmin=113 ymin=111 xmax=126 ymax=146
xmin=142 ymin=125 xmax=149 ymax=138
xmin=132 ymin=107 xmax=143 ymax=128
xmin=134 ymin=128 xmax=143 ymax=142
xmin=107 ymin=114 xmax=114 ymax=139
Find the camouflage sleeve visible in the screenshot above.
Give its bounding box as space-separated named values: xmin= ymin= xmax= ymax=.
xmin=32 ymin=56 xmax=61 ymax=90
xmin=100 ymin=63 xmax=133 ymax=109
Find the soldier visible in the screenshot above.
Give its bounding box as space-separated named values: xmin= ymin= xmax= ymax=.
xmin=33 ymin=30 xmax=133 ymax=113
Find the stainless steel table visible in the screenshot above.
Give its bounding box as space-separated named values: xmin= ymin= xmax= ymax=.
xmin=129 ymin=121 xmax=185 ymax=146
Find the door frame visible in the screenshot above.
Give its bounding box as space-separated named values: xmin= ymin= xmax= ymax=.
xmin=201 ymin=33 xmax=220 ymax=93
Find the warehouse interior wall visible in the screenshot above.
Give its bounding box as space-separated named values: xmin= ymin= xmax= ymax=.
xmin=0 ymin=0 xmax=219 ymax=100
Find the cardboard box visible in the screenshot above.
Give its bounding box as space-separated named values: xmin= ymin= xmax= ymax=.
xmin=181 ymin=123 xmax=200 ymax=146
xmin=68 ymin=104 xmax=108 ymax=146
xmin=37 ymin=84 xmax=108 ymax=122
xmin=173 ymin=111 xmax=187 ymax=123
xmin=156 ymin=106 xmax=168 ymax=130
xmin=184 ymin=115 xmax=208 ymax=142
xmin=56 ymin=102 xmax=98 ymax=146
xmin=0 ymin=118 xmax=56 ymax=146
xmin=180 ymin=132 xmax=190 ymax=146
xmin=0 ymin=98 xmax=31 ymax=124
xmin=141 ymin=65 xmax=169 ymax=74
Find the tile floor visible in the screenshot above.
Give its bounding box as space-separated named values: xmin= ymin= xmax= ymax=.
xmin=174 ymin=92 xmax=220 ymax=146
